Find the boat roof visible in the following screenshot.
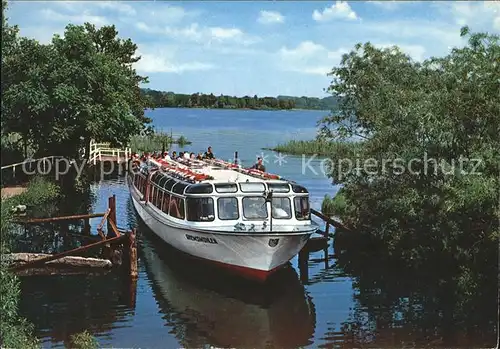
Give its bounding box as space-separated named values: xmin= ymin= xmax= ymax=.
xmin=139 ymin=158 xmax=290 ymax=185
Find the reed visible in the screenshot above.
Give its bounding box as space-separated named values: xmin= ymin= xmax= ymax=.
xmin=321 ymin=190 xmax=347 ymax=218
xmin=264 ymin=139 xmax=363 ymax=156
xmin=129 ymin=132 xmax=191 ymax=153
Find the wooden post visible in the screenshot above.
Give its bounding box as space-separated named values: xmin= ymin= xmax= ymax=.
xmin=83 ymin=218 xmax=91 ymax=236
xmin=107 ymin=195 xmax=117 ymax=238
xmin=324 ymin=222 xmax=330 ymax=239
xmin=128 ymin=229 xmax=138 ymax=280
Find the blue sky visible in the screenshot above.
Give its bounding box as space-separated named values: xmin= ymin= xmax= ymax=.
xmin=6 ymin=1 xmax=499 ymax=97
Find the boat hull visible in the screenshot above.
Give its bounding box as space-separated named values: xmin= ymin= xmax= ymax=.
xmin=130 ymin=194 xmax=314 ymax=281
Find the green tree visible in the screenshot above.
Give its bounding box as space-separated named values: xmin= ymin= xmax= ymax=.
xmin=319 ymin=27 xmax=499 ymax=264
xmin=2 ymin=20 xmax=151 ymax=159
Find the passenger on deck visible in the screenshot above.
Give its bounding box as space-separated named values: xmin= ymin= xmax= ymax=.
xmin=178 ymin=152 xmax=184 ymax=159
xmin=163 ymin=151 xmax=171 ymax=160
xmin=251 ymin=157 xmax=266 ymax=172
xmin=183 ymin=152 xmax=190 ymax=160
xmin=204 ymin=146 xmax=214 ymax=159
xmin=196 ymin=153 xmax=203 ymax=160
xmin=190 ymin=152 xmax=195 ymax=160
xmin=172 ymin=151 xmax=177 ymax=159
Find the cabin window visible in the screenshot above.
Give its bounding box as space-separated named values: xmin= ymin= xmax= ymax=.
xmin=169 ymin=196 xmax=185 ymax=219
xmin=294 ymin=197 xmax=310 ymax=220
xmin=172 ymin=182 xmax=187 ymax=195
xmin=185 ymin=184 xmax=213 ymax=194
xmin=164 ymin=179 xmax=176 ymax=192
xmin=158 ymin=176 xmax=169 ymax=188
xmin=162 ymin=193 xmax=170 ymax=213
xmin=215 ymin=183 xmax=238 ymax=193
xmin=267 ymin=183 xmax=290 ymax=193
xmin=271 ymin=197 xmax=292 ymax=219
xmin=186 ymin=198 xmax=215 ymax=222
xmin=218 ymin=197 xmax=239 ymax=220
xmin=240 ymin=182 xmax=265 ymax=193
xmin=242 ymin=197 xmax=268 ymax=220
xmin=291 ymin=184 xmax=308 ymax=194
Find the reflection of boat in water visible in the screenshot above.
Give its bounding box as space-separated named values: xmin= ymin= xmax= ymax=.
xmin=139 ymin=229 xmax=316 ymax=348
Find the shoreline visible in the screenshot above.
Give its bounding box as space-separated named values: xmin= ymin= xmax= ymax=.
xmin=147 ymin=106 xmax=331 ymax=112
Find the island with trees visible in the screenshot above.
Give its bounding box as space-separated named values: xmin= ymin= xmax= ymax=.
xmin=141 ymin=88 xmax=339 ymax=110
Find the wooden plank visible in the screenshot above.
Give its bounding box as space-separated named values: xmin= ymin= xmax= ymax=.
xmin=310 ymin=208 xmax=351 ymax=232
xmin=14 ymin=212 xmax=106 ymax=224
xmin=96 ymin=208 xmax=111 ymax=232
xmin=9 ymin=234 xmax=125 ymax=271
xmin=17 ymin=213 xmax=105 ymax=224
xmin=5 ymin=253 xmax=112 ymax=268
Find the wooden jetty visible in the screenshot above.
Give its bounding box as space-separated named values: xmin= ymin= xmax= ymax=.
xmin=298 ymin=208 xmax=351 ymax=283
xmin=6 ymin=195 xmax=138 ymax=281
xmin=88 ymin=140 xmax=132 ymax=166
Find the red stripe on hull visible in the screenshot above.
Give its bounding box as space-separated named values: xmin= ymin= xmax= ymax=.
xmin=172 ymin=245 xmax=285 ymax=282
xmin=205 ymin=258 xmax=285 ymax=282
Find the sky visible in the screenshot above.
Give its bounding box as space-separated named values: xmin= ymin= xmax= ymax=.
xmin=6 ymin=1 xmax=500 ymax=98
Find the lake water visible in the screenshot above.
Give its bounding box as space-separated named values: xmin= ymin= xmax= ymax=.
xmin=18 ymin=108 xmax=497 ymax=348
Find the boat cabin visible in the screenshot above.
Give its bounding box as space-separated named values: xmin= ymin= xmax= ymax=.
xmin=130 ymin=165 xmax=311 ymax=226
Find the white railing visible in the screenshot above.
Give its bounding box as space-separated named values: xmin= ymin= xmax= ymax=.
xmin=89 ymin=140 xmax=132 ymax=165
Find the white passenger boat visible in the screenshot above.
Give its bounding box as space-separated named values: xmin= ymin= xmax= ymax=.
xmin=127 ymin=155 xmax=318 ymax=281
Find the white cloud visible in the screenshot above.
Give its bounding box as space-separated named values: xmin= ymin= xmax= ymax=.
xmin=134 ymin=50 xmax=215 ymax=73
xmin=367 ymin=1 xmax=400 ymax=11
xmin=450 ymin=1 xmax=500 ymax=29
xmin=257 ymin=10 xmax=285 ymax=24
xmin=54 ymin=1 xmax=135 ymax=16
xmin=149 ymin=4 xmax=194 ymax=24
xmin=210 ymin=27 xmax=243 ymax=39
xmin=278 ymin=41 xmax=349 ymax=75
xmin=494 ymin=16 xmax=500 ymax=31
xmin=312 ymin=1 xmax=358 ymax=22
xmin=41 ymin=8 xmax=109 ymax=26
xmin=136 ymin=22 xmax=260 ymax=46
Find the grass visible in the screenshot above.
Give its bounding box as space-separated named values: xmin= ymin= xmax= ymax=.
xmin=129 ymin=131 xmax=192 ymax=153
xmin=264 ymin=139 xmax=363 ymax=156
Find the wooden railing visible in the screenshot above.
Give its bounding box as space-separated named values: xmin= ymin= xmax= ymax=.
xmin=0 ymin=156 xmax=67 ymax=175
xmin=88 ymin=140 xmax=132 ymax=165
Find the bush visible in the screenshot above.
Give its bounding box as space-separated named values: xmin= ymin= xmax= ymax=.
xmin=69 ymin=331 xmax=99 ymax=349
xmin=321 ymin=190 xmax=347 ymax=218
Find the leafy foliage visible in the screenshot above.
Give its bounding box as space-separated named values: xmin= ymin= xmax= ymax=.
xmin=69 ymin=331 xmax=99 ymax=349
xmin=320 ymin=27 xmax=499 ymax=307
xmin=2 ymin=8 xmax=151 ymax=159
xmin=0 ymin=176 xmax=61 ymax=349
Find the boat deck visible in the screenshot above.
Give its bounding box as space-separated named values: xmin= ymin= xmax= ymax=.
xmin=147 ymin=158 xmax=287 ymax=184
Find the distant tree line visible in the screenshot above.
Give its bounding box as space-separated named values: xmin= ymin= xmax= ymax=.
xmin=141 ymin=89 xmax=339 ymax=110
